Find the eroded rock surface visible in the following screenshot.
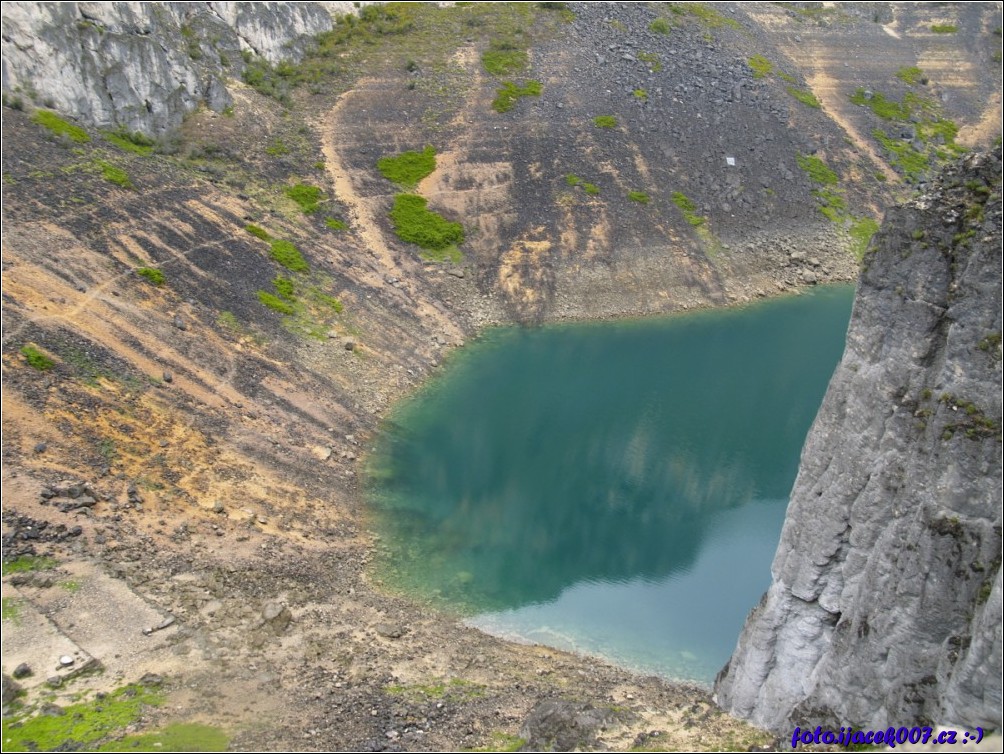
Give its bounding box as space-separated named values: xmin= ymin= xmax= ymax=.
xmin=715 ymin=150 xmax=1002 ymax=733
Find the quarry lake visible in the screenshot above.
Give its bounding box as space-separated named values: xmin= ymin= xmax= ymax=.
xmin=366 ymin=285 xmax=855 ymax=684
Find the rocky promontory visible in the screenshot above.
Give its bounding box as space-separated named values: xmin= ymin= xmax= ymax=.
xmin=715 ymin=149 xmax=1002 ymax=733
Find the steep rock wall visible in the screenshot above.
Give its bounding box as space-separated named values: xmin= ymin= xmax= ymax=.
xmin=1 ymin=1 xmax=332 ymax=134
xmin=714 ymin=150 xmax=1002 ymax=733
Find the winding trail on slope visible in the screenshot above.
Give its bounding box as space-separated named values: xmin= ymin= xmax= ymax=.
xmin=317 ymin=90 xmax=465 ymax=344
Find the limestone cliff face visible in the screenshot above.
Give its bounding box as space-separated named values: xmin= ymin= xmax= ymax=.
xmin=1 ymin=2 xmax=332 ymax=134
xmin=714 ymin=151 xmax=1002 ymax=733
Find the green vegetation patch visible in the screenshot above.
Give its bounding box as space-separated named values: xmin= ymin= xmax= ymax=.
xmin=670 ymin=3 xmax=741 ymax=30
xmin=482 ymin=38 xmax=529 ymax=76
xmin=470 ymin=732 xmax=527 ymax=752
xmin=896 ymin=66 xmax=926 ymax=85
xmin=648 ymin=17 xmax=671 ymax=34
xmin=582 ymin=182 xmax=600 ymax=195
xmin=671 ymin=191 xmax=705 ymax=225
xmin=849 ymin=216 xmax=880 ymax=259
xmin=2 ymin=554 xmax=57 ymax=575
xmin=100 ymin=722 xmax=229 ymax=752
xmin=873 ymin=129 xmax=930 ymax=181
xmin=850 ymin=88 xmax=912 ymax=120
xmin=265 ymin=139 xmax=290 ymax=157
xmin=257 ymin=290 xmax=296 ymax=315
xmin=593 ymin=115 xmax=618 ymax=128
xmin=389 ymin=194 xmax=464 ymax=251
xmin=377 ymin=145 xmax=437 ymax=187
xmin=492 ymin=79 xmax=542 ymax=113
xmin=931 ymin=24 xmax=957 ymax=34
xmin=269 ymin=239 xmax=310 ymax=273
xmin=2 ymin=596 xmax=20 ymax=623
xmin=1 ymin=683 xmax=163 ymax=752
xmin=245 ymin=224 xmax=271 ymax=241
xmin=19 ymin=345 xmax=56 ymax=372
xmin=104 ymin=128 xmax=155 ymax=155
xmin=633 ymin=88 xmax=648 ymax=100
xmin=786 ymin=86 xmax=821 ymax=109
xmin=284 ymin=183 xmax=325 ymax=214
xmin=796 ymin=154 xmax=839 ymax=185
xmin=135 ymin=267 xmax=165 ymax=286
xmin=273 ymin=276 xmax=296 ymax=300
xmin=325 ymin=217 xmax=348 ymax=231
xmin=748 ymin=54 xmax=773 ymax=78
xmin=627 ymin=190 xmax=650 ymax=204
xmin=33 ymin=110 xmax=90 ymax=143
xmin=813 ymin=187 xmax=848 ymax=222
xmin=385 ymin=678 xmax=485 ymax=703
xmin=95 ymin=160 xmax=133 ymax=188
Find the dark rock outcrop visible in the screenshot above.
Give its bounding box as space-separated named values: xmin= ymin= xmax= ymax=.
xmin=715 ymin=150 xmax=1002 ymax=732
xmin=1 ymin=2 xmax=332 ymax=134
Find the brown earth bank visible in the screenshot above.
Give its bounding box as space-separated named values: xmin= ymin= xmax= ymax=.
xmin=2 ymin=2 xmax=1000 ymax=751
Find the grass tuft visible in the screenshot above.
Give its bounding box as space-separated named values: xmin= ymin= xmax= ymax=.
xmin=105 ymin=128 xmax=155 ymax=155
xmin=33 ymin=110 xmax=90 ymax=143
xmin=896 ymin=66 xmax=925 ymax=85
xmin=649 ymin=17 xmax=671 ymax=34
xmin=593 ymin=115 xmax=618 ymax=128
xmin=749 ymin=54 xmax=773 ymax=78
xmin=377 ymin=145 xmax=437 ymax=187
xmin=786 ymin=86 xmax=821 ymax=109
xmin=492 ymin=80 xmax=542 ymax=113
xmin=481 ymin=38 xmax=529 ymax=76
xmin=671 ymin=191 xmax=705 ymax=225
xmin=269 ymin=239 xmax=310 ymax=272
xmin=284 ymin=183 xmax=325 ymax=214
xmin=135 ymin=267 xmax=166 ymax=286
xmin=245 ymin=224 xmax=271 ymax=241
xmin=931 ymin=24 xmax=957 ymax=33
xmin=95 ymin=160 xmax=133 ymax=188
xmin=796 ymin=154 xmax=839 ymax=185
xmin=389 ymin=194 xmax=464 ymax=251
xmin=20 ymin=345 xmax=56 ymax=371
xmin=627 ymin=190 xmax=650 ymax=204
xmin=257 ymin=291 xmax=296 ymax=315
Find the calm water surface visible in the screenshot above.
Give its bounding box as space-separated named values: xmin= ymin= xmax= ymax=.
xmin=366 ymin=285 xmax=855 ymax=684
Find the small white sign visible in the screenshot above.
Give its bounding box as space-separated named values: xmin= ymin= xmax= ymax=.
xmin=726 ymin=156 xmax=736 ymax=167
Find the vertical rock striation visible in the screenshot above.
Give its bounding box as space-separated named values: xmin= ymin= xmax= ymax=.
xmin=715 ymin=150 xmax=1002 ymax=733
xmin=1 ymin=2 xmax=332 ymax=134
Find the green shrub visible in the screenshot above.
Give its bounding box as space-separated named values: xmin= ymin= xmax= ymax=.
xmin=94 ymin=159 xmax=133 ymax=188
xmin=593 ymin=115 xmax=618 ymax=128
xmin=245 ymin=224 xmax=271 ymax=241
xmin=671 ymin=191 xmax=705 ymax=225
xmin=786 ymin=87 xmax=821 ymax=109
xmin=273 ymin=276 xmax=296 ymax=300
xmin=257 ymin=290 xmax=296 ymax=315
xmin=325 ymin=217 xmax=348 ymax=230
xmin=376 ymin=145 xmax=437 ymax=187
xmin=850 ymin=88 xmax=912 ymax=120
xmin=931 ymin=24 xmax=957 ymax=33
xmin=873 ymin=129 xmax=930 ymax=180
xmin=389 ymin=194 xmax=464 ymax=250
xmin=896 ymin=66 xmax=925 ymax=85
xmin=269 ymin=239 xmax=310 ymax=272
xmin=105 ymin=128 xmax=155 ymax=155
xmin=20 ymin=344 xmax=54 ymax=371
xmin=265 ymin=139 xmax=290 ymax=156
xmin=582 ymin=182 xmax=600 ymax=195
xmin=135 ymin=267 xmax=166 ymax=286
xmin=673 ymin=3 xmax=741 ymax=29
xmin=749 ymin=55 xmax=773 ymax=78
xmin=285 ymin=183 xmax=325 ymax=214
xmin=796 ymin=154 xmax=839 ymax=185
xmin=627 ymin=190 xmax=650 ymax=204
xmin=482 ymin=38 xmax=529 ymax=76
xmin=633 ymin=88 xmax=648 ymax=100
xmin=492 ymin=80 xmax=542 ymax=113
xmin=33 ymin=110 xmax=90 ymax=143
xmin=649 ymin=17 xmax=671 ymax=34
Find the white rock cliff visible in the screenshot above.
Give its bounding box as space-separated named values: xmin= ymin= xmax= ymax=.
xmin=1 ymin=1 xmax=332 ymax=134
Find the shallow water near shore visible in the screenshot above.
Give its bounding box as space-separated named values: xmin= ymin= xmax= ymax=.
xmin=367 ymin=285 xmax=855 ymax=684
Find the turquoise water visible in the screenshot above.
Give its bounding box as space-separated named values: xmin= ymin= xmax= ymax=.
xmin=367 ymin=285 xmax=855 ymax=684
